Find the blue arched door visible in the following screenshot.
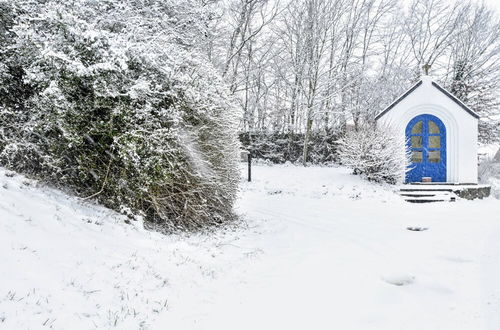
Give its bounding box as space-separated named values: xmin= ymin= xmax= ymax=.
xmin=405 ymin=114 xmax=446 ymax=182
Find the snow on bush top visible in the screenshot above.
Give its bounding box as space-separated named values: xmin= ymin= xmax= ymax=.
xmin=0 ymin=0 xmax=241 ymax=231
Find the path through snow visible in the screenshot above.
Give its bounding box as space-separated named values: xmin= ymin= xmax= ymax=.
xmin=161 ymin=165 xmax=500 ymax=330
xmin=1 ymin=164 xmax=499 ymax=329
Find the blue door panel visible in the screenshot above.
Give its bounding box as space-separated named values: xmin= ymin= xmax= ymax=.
xmin=405 ymin=114 xmax=446 ymax=183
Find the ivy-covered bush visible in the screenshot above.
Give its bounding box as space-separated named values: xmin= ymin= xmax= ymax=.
xmin=337 ymin=125 xmax=411 ymax=184
xmin=0 ymin=0 xmax=240 ymax=231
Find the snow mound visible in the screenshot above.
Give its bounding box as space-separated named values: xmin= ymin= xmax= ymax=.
xmin=381 ymin=274 xmax=416 ymax=286
xmin=0 ymin=168 xmax=250 ymax=329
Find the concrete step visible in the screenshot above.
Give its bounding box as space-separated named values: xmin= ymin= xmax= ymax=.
xmin=403 ymin=195 xmax=456 ymax=203
xmin=406 ymin=198 xmax=448 ymax=203
xmin=400 ymin=192 xmax=440 ymax=197
xmin=399 ymin=188 xmax=453 ymax=192
xmin=398 ymin=183 xmax=491 ymax=202
xmin=398 ymin=188 xmax=457 ymax=203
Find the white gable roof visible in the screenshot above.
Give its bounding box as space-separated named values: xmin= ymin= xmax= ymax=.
xmin=375 ymin=76 xmax=479 ymax=120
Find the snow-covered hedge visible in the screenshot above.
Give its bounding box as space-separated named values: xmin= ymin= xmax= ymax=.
xmin=337 ymin=125 xmax=411 ymax=184
xmin=0 ymin=0 xmax=240 ymax=231
xmin=239 ymin=130 xmax=341 ymax=164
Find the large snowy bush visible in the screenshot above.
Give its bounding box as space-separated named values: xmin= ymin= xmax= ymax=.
xmin=337 ymin=125 xmax=411 ymax=184
xmin=0 ymin=0 xmax=240 ymax=231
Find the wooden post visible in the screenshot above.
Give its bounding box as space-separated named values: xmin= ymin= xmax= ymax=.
xmin=247 ymin=152 xmax=252 ymax=182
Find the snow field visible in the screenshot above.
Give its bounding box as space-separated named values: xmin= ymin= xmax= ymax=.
xmin=1 ymin=164 xmax=500 ymax=329
xmin=0 ymin=169 xmax=249 ymax=329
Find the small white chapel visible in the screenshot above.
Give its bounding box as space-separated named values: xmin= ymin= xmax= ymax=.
xmin=376 ymin=72 xmax=479 ymax=184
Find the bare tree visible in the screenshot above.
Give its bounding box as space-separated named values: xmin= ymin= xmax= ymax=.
xmin=446 ymin=3 xmax=500 ymax=111
xmin=207 ymin=0 xmax=500 ymax=162
xmin=404 ymin=0 xmax=465 ymax=71
xmin=222 ymin=0 xmax=280 ymax=93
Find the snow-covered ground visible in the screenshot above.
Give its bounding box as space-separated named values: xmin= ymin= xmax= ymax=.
xmin=1 ymin=164 xmax=500 ymax=329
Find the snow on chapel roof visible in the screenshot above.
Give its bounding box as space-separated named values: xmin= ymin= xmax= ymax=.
xmin=375 ymin=77 xmax=480 ymax=120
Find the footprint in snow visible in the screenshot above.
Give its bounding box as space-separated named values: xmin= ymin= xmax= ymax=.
xmin=382 ymin=274 xmax=415 ymax=286
xmin=407 ymin=226 xmax=429 ymax=232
